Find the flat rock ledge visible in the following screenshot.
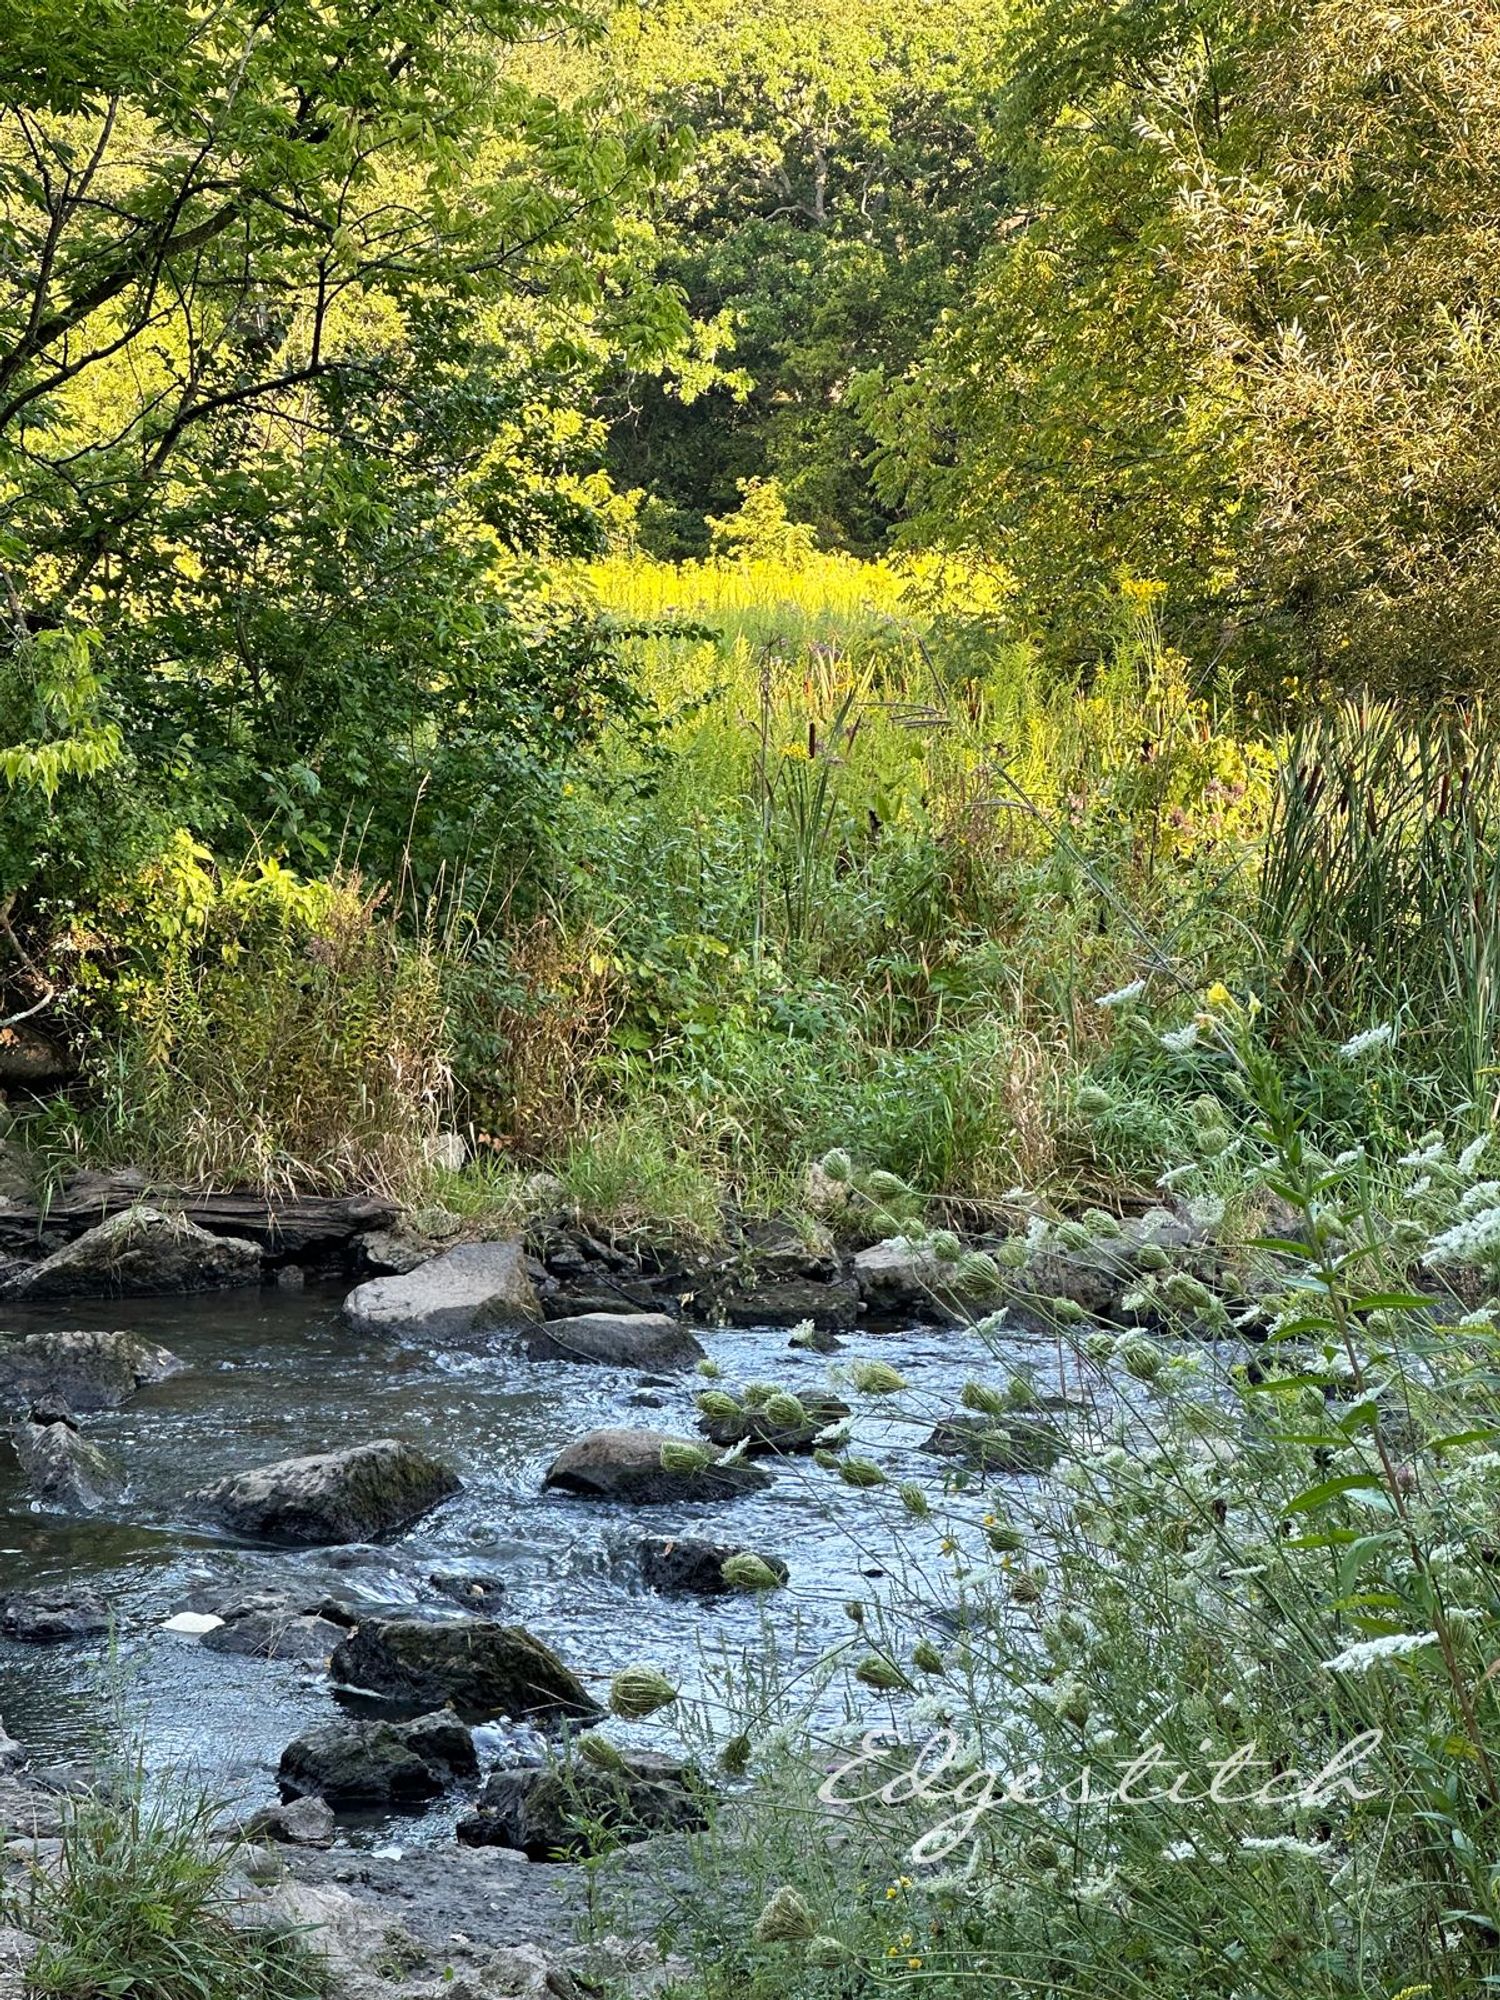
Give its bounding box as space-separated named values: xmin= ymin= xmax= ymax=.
xmin=190 ymin=1440 xmax=461 ymax=1546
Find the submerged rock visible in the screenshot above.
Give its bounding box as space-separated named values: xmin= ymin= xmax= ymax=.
xmin=229 ymin=1794 xmax=338 ymax=1848
xmin=543 ymin=1428 xmax=773 ymax=1506
xmin=456 ymin=1750 xmax=706 ymax=1859
xmin=342 ymin=1239 xmax=539 ymax=1342
xmin=518 ymin=1312 xmax=704 ymax=1371
xmin=1 ymin=1585 xmax=109 ymax=1644
xmin=331 ymin=1616 xmax=599 ymax=1721
xmin=920 ymin=1415 xmax=1065 ymax=1474
xmin=0 ymin=1327 xmax=180 ymax=1411
xmin=278 ymin=1711 xmax=477 ymax=1807
xmin=638 ymin=1536 xmax=789 ymax=1597
xmin=698 ymin=1391 xmax=850 ymax=1456
xmin=190 ymin=1439 xmax=461 ymax=1546
xmin=8 ymin=1417 xmax=120 ymax=1510
xmin=201 ymin=1604 xmax=347 ymax=1663
xmin=5 ymin=1206 xmax=261 ymax=1300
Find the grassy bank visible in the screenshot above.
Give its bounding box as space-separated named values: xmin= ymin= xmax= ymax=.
xmin=20 ymin=542 xmax=1500 ymax=1243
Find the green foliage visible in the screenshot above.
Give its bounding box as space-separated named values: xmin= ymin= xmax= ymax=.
xmin=9 ymin=1770 xmax=323 ymax=2000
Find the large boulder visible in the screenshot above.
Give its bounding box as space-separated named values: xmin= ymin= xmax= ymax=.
xmin=330 ymin=1616 xmax=599 ymax=1721
xmin=639 ymin=1536 xmax=789 ymax=1596
xmin=5 ymin=1206 xmax=261 ymax=1300
xmin=698 ymin=1391 xmax=850 ymax=1456
xmin=8 ymin=1417 xmax=120 ymax=1510
xmin=190 ymin=1439 xmax=461 ymax=1546
xmin=0 ymin=1328 xmax=180 ymax=1411
xmin=852 ymin=1237 xmax=963 ymax=1323
xmin=543 ymin=1428 xmax=773 ymax=1506
xmin=456 ymin=1750 xmax=706 ymax=1858
xmin=224 ymin=1794 xmax=337 ymax=1848
xmin=342 ymin=1239 xmax=539 ymax=1342
xmin=518 ymin=1312 xmax=704 ymax=1371
xmin=278 ymin=1710 xmax=476 ymax=1807
xmin=1 ymin=1585 xmax=108 ymax=1644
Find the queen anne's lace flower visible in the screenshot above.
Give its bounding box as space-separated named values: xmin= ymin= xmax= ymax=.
xmin=1160 ymin=1023 xmax=1200 ymax=1054
xmin=1095 ymin=979 xmax=1146 ymax=1009
xmin=1323 ymin=1631 xmax=1437 ymax=1673
xmin=1426 ymin=1207 xmax=1500 ymax=1267
xmin=1459 ymin=1135 xmax=1491 ymax=1178
xmin=1338 ymin=1023 xmax=1395 ymax=1060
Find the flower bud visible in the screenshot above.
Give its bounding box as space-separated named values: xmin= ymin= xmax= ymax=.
xmin=839 ymin=1457 xmax=887 ymax=1488
xmin=608 ymin=1666 xmax=678 ymax=1719
xmin=755 ymin=1886 xmax=817 ymax=1943
xmin=850 ymin=1361 xmax=907 ymax=1394
xmin=659 ymin=1441 xmax=712 ymax=1476
xmin=762 ymin=1391 xmax=808 ymax=1429
xmin=720 ymin=1553 xmax=786 ymax=1592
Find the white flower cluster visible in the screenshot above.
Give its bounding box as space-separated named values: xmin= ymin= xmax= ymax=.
xmin=1458 ymin=1134 xmax=1491 ymax=1177
xmin=1095 ymin=979 xmax=1147 ymax=1009
xmin=1322 ymin=1631 xmax=1437 ymax=1674
xmin=1160 ymin=1024 xmax=1200 ymax=1054
xmin=1337 ymin=1023 xmax=1395 ymax=1061
xmin=1239 ymin=1833 xmax=1332 ymax=1861
xmin=1425 ymin=1205 xmax=1500 ymax=1267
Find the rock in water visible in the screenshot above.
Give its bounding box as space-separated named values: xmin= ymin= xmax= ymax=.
xmin=330 ymin=1616 xmax=599 ymax=1720
xmin=698 ymin=1391 xmax=850 ymax=1456
xmin=543 ymin=1428 xmax=773 ymax=1505
xmin=852 ymin=1237 xmax=961 ymax=1322
xmin=920 ymin=1415 xmax=1065 ymax=1474
xmin=6 ymin=1207 xmax=261 ymax=1299
xmin=228 ymin=1794 xmax=337 ymax=1848
xmin=0 ymin=1328 xmax=180 ymax=1410
xmin=8 ymin=1419 xmax=120 ymax=1510
xmin=518 ymin=1312 xmax=705 ymax=1370
xmin=456 ymin=1751 xmax=707 ymax=1858
xmin=190 ymin=1439 xmax=461 ymax=1545
xmin=201 ymin=1605 xmax=347 ymax=1662
xmin=278 ymin=1711 xmax=476 ymax=1806
xmin=639 ymin=1536 xmax=789 ymax=1596
xmin=342 ymin=1239 xmax=539 ymax=1341
xmin=1 ymin=1586 xmax=108 ymax=1644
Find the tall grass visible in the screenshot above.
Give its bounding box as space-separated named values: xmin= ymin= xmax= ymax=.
xmin=1259 ymin=699 xmax=1500 ymax=1117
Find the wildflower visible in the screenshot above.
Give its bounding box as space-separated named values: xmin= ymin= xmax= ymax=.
xmin=1115 ymin=1333 xmax=1165 ymax=1382
xmin=1338 ymin=1023 xmax=1395 ymax=1061
xmin=1095 ymin=979 xmax=1146 ymax=1009
xmin=1426 ymin=1208 xmax=1500 ymax=1267
xmin=720 ymin=1732 xmax=751 ymax=1774
xmin=608 ymin=1666 xmax=679 ymax=1718
xmin=762 ymin=1391 xmax=808 ymax=1429
xmin=961 ymin=1380 xmax=1008 ymax=1416
xmin=1074 ymin=1086 xmax=1113 ymax=1117
xmin=839 ymin=1457 xmax=888 ymax=1488
xmin=854 ymin=1655 xmax=912 ymax=1692
xmin=805 ymin=1937 xmax=847 ymax=1968
xmin=1161 ymin=1840 xmax=1196 ymax=1862
xmin=755 ymin=1887 xmax=817 ymax=1944
xmin=849 ymin=1361 xmax=907 ymax=1395
xmin=898 ymin=1481 xmax=931 ymax=1519
xmin=659 ymin=1441 xmax=713 ymax=1476
xmin=720 ymin=1554 xmax=786 ymax=1592
xmin=1160 ymin=1023 xmax=1200 ymax=1054
xmin=696 ymin=1390 xmax=741 ymax=1422
xmin=912 ymin=1640 xmax=945 ymax=1675
xmin=1238 ymin=1834 xmax=1332 ymax=1860
xmin=820 ymin=1148 xmax=853 ymax=1182
xmin=1460 ymin=1179 xmax=1500 ymax=1214
xmin=1323 ymin=1631 xmax=1438 ymax=1674
xmin=956 ymin=1251 xmax=1002 ymax=1294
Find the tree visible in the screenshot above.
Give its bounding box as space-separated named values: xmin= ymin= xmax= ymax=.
xmin=0 ymin=0 xmax=689 ymax=885
xmin=872 ymin=0 xmax=1500 ymax=698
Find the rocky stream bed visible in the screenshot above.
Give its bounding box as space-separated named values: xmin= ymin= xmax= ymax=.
xmin=0 ymin=1182 xmax=1206 ymax=1996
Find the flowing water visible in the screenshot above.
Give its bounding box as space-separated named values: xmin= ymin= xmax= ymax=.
xmin=0 ymin=1284 xmax=1076 ymax=1840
